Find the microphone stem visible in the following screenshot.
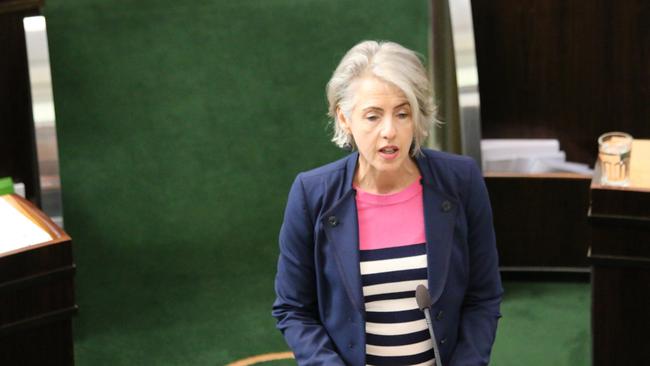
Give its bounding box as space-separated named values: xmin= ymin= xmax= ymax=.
xmin=423 ymin=308 xmax=443 ymax=366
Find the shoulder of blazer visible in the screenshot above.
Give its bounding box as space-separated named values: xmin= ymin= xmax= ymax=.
xmin=299 ymin=153 xmax=355 ymax=182
xmin=418 ymin=148 xmax=476 ymax=175
xmin=417 ymin=148 xmax=479 ymax=205
xmin=292 ymin=152 xmax=358 ymax=220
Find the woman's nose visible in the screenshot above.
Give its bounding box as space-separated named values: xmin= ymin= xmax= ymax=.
xmin=380 ymin=118 xmax=397 ymax=139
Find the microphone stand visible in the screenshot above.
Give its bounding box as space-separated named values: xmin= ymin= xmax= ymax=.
xmin=416 ymin=284 xmax=443 ymax=366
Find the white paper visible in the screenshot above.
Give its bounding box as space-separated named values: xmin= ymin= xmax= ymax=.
xmin=481 ymin=139 xmax=561 ymax=161
xmin=0 ymin=198 xmax=52 ymax=254
xmin=481 ymin=139 xmax=593 ymax=175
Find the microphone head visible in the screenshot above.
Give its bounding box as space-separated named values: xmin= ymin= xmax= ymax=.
xmin=415 ymin=284 xmax=432 ymax=310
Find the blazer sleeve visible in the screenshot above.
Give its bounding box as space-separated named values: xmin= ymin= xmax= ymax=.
xmin=449 ymin=161 xmax=504 ymax=366
xmin=272 ymin=175 xmax=346 ymax=366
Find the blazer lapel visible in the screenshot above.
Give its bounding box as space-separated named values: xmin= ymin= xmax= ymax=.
xmin=321 ymin=152 xmax=364 ymax=314
xmin=421 ymin=182 xmax=458 ymax=304
xmin=321 ymin=189 xmax=364 ymax=315
xmin=416 ymin=154 xmax=459 ymax=304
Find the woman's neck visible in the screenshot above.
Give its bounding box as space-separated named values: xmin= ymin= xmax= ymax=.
xmin=354 ymin=157 xmax=420 ymax=194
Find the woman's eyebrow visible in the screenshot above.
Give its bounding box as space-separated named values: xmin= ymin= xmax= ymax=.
xmin=361 ymin=102 xmax=410 ymax=113
xmin=361 ymin=106 xmax=384 ymax=113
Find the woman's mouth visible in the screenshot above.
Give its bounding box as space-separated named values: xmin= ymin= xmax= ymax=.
xmin=378 ymin=145 xmax=399 ymax=159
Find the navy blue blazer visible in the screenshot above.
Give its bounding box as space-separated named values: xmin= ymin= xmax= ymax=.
xmin=273 ymin=149 xmax=503 ymax=366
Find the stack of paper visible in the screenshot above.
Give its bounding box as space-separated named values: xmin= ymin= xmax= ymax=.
xmin=0 ymin=195 xmax=53 ymax=254
xmin=481 ymin=139 xmax=593 ymax=174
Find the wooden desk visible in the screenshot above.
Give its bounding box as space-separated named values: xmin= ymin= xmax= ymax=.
xmin=486 ymin=173 xmax=591 ymax=273
xmin=589 ymin=139 xmax=650 ymax=366
xmin=0 ymin=194 xmax=76 ymax=366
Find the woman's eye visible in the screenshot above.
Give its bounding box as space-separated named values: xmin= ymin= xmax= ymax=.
xmin=397 ymin=112 xmax=409 ymax=119
xmin=366 ymin=115 xmax=379 ymax=122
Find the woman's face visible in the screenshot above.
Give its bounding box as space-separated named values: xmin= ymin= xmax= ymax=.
xmin=337 ymin=76 xmax=415 ymax=177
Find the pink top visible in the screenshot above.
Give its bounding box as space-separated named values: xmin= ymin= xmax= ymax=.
xmin=355 ymin=178 xmax=426 ymax=250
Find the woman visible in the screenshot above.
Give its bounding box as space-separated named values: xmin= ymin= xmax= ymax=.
xmin=273 ymin=40 xmax=502 ymax=366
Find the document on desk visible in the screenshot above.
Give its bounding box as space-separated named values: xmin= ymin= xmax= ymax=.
xmin=0 ymin=197 xmax=52 ymax=254
xmin=481 ymin=139 xmax=593 ymax=174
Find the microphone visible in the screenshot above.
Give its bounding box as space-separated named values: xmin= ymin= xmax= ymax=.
xmin=416 ymin=285 xmax=443 ymax=366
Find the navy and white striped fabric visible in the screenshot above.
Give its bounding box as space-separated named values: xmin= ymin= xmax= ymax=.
xmin=360 ymin=243 xmax=435 ymax=366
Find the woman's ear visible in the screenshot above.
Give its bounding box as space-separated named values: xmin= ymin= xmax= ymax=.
xmin=336 ymin=107 xmax=350 ymax=133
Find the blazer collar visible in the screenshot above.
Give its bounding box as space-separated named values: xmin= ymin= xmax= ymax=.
xmin=324 ymin=151 xmax=459 ymax=314
xmin=343 ymin=151 xmax=359 ymax=191
xmin=414 ymin=151 xmax=459 ymax=303
xmin=340 ymin=150 xmax=440 ymax=188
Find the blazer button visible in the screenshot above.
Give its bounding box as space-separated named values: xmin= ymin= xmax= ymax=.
xmin=328 ymin=216 xmax=338 ymax=227
xmin=348 ymin=342 xmax=354 ymax=349
xmin=441 ymin=200 xmax=452 ymax=212
xmin=440 ymin=338 xmax=447 ymax=345
xmin=436 ymin=310 xmax=444 ymax=321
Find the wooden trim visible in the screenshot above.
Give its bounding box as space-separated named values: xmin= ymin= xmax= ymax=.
xmin=588 ymin=247 xmax=650 ymax=268
xmin=484 ymin=172 xmax=592 ymax=180
xmin=4 ymin=194 xmax=66 ymax=239
xmin=500 ymin=266 xmax=590 ymax=273
xmin=0 ymin=305 xmax=77 ymax=336
xmin=590 ymin=184 xmax=650 ymax=194
xmin=500 ymin=269 xmax=590 ymax=282
xmin=0 ymin=0 xmax=42 ymax=14
xmin=226 ymin=352 xmax=295 ymax=366
xmin=589 ymin=187 xmax=650 ymax=219
xmin=0 ymin=194 xmax=71 ymax=258
xmin=0 ymin=264 xmax=75 ymax=293
xmin=588 ymin=211 xmax=650 ymax=226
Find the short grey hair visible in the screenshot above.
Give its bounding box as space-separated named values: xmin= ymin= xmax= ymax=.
xmin=326 ymin=40 xmax=436 ymax=156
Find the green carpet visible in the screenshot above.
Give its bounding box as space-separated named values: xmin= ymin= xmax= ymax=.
xmin=69 ymin=279 xmax=590 ymax=365
xmin=491 ymin=281 xmax=591 ymax=366
xmin=42 ymin=0 xmax=590 ymax=364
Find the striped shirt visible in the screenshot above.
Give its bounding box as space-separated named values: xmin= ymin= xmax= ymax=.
xmin=356 ymin=179 xmax=435 ymax=366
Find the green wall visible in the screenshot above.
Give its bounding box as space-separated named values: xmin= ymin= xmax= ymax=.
xmin=45 ymin=1 xmax=430 ymax=364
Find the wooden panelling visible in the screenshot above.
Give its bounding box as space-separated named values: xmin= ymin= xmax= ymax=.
xmin=589 ymin=177 xmax=650 ymax=365
xmin=0 ymin=319 xmax=74 ymax=366
xmin=0 ymin=3 xmax=41 ymax=204
xmin=472 ymin=0 xmax=650 ymax=165
xmin=485 ymin=174 xmax=591 ymax=269
xmin=591 ymin=260 xmax=650 ymax=365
